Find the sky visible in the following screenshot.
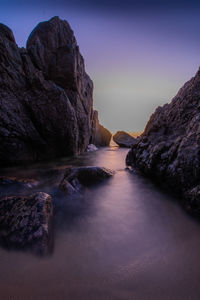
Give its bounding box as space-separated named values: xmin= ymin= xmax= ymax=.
xmin=1 ymin=0 xmax=200 ymax=132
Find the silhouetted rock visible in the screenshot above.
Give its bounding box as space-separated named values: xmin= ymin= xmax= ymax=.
xmin=113 ymin=131 xmax=137 ymax=148
xmin=0 ymin=17 xmax=110 ymax=165
xmin=0 ymin=192 xmax=53 ymax=254
xmin=60 ymin=166 xmax=115 ymax=196
xmin=126 ymin=68 xmax=200 ymax=213
xmin=90 ymin=110 xmax=112 ymax=146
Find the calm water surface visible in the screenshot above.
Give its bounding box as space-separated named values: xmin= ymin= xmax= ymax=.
xmin=1 ymin=147 xmax=200 ymax=299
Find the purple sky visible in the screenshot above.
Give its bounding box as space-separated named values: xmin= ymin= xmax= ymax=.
xmin=1 ymin=1 xmax=200 ymax=132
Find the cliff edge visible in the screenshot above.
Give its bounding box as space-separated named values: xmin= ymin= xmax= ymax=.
xmin=126 ymin=68 xmax=200 ymax=213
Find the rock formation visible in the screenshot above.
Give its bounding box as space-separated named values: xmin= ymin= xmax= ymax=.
xmin=0 ymin=192 xmax=53 ymax=254
xmin=0 ymin=17 xmax=111 ymax=165
xmin=90 ymin=110 xmax=112 ymax=146
xmin=113 ymin=131 xmax=137 ymax=148
xmin=126 ymin=68 xmax=200 ymax=213
xmin=60 ymin=166 xmax=115 ymax=197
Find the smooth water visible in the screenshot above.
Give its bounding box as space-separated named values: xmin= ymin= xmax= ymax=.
xmin=1 ymin=147 xmax=200 ymax=299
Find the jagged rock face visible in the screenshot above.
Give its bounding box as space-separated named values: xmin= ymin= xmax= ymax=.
xmin=113 ymin=131 xmax=137 ymax=148
xmin=126 ymin=68 xmax=200 ymax=209
xmin=0 ymin=17 xmax=111 ymax=165
xmin=90 ymin=110 xmax=112 ymax=146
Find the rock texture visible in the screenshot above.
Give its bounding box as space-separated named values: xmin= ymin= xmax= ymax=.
xmin=60 ymin=166 xmax=115 ymax=197
xmin=0 ymin=176 xmax=40 ymax=197
xmin=113 ymin=131 xmax=137 ymax=148
xmin=90 ymin=110 xmax=112 ymax=146
xmin=0 ymin=17 xmax=111 ymax=165
xmin=126 ymin=68 xmax=200 ymax=212
xmin=0 ymin=192 xmax=53 ymax=254
xmin=0 ymin=176 xmax=38 ymax=187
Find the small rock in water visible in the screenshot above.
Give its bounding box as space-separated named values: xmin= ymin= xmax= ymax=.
xmin=59 ymin=166 xmax=115 ymax=197
xmin=86 ymin=144 xmax=98 ymax=152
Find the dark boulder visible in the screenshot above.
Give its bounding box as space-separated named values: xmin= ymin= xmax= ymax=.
xmin=0 ymin=192 xmax=53 ymax=254
xmin=59 ymin=166 xmax=115 ymax=196
xmin=0 ymin=17 xmax=110 ymax=165
xmin=126 ymin=67 xmax=200 ymax=213
xmin=113 ymin=131 xmax=137 ymax=148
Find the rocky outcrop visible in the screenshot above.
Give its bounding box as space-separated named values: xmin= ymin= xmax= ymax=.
xmin=113 ymin=131 xmax=137 ymax=148
xmin=60 ymin=166 xmax=115 ymax=197
xmin=126 ymin=68 xmax=200 ymax=213
xmin=0 ymin=192 xmax=53 ymax=254
xmin=0 ymin=17 xmax=111 ymax=165
xmin=90 ymin=110 xmax=112 ymax=146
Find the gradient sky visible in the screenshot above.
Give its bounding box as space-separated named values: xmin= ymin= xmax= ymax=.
xmin=1 ymin=0 xmax=200 ymax=132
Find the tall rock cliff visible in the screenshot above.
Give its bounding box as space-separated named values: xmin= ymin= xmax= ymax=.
xmin=126 ymin=68 xmax=200 ymax=213
xmin=0 ymin=17 xmax=111 ymax=165
xmin=90 ymin=110 xmax=112 ymax=146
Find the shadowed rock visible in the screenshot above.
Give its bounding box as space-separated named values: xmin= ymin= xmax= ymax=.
xmin=0 ymin=177 xmax=39 ymax=194
xmin=90 ymin=110 xmax=112 ymax=146
xmin=0 ymin=17 xmax=111 ymax=165
xmin=126 ymin=67 xmax=200 ymax=214
xmin=0 ymin=192 xmax=53 ymax=254
xmin=113 ymin=131 xmax=137 ymax=148
xmin=60 ymin=166 xmax=115 ymax=197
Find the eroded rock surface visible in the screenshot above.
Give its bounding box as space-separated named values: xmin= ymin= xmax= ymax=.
xmin=113 ymin=131 xmax=137 ymax=148
xmin=126 ymin=68 xmax=200 ymax=213
xmin=0 ymin=192 xmax=53 ymax=254
xmin=0 ymin=17 xmax=111 ymax=165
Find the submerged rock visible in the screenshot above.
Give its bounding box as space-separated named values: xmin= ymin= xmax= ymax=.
xmin=126 ymin=67 xmax=200 ymax=213
xmin=0 ymin=176 xmax=39 ymax=194
xmin=113 ymin=131 xmax=137 ymax=148
xmin=60 ymin=166 xmax=115 ymax=196
xmin=0 ymin=17 xmax=110 ymax=165
xmin=0 ymin=192 xmax=53 ymax=254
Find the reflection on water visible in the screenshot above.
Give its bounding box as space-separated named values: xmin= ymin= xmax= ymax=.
xmin=1 ymin=147 xmax=200 ymax=299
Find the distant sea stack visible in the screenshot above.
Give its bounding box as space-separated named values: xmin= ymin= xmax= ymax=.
xmin=0 ymin=17 xmax=111 ymax=165
xmin=126 ymin=68 xmax=200 ymax=213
